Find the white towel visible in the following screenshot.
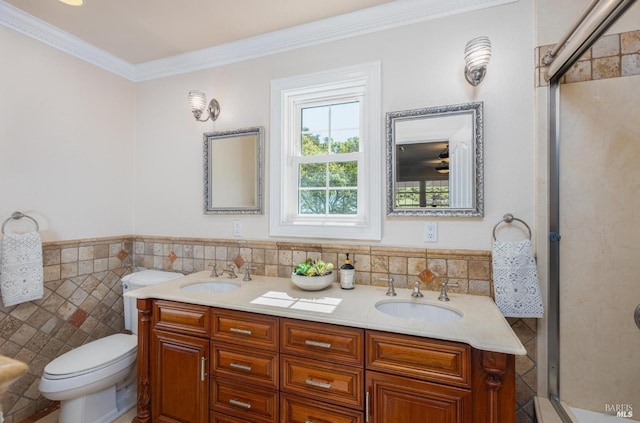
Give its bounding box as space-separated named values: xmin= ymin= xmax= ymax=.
xmin=492 ymin=239 xmax=543 ymax=318
xmin=0 ymin=231 xmax=44 ymax=307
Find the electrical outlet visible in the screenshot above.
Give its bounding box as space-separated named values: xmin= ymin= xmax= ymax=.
xmin=424 ymin=222 xmax=438 ymax=242
xmin=233 ymin=220 xmax=242 ymax=237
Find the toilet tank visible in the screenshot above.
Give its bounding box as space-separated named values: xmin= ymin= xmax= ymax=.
xmin=122 ymin=270 xmax=183 ymax=334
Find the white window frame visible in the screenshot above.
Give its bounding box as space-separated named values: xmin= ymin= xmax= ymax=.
xmin=270 ymin=62 xmax=382 ymax=240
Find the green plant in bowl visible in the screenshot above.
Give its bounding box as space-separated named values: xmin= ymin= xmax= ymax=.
xmin=291 ymin=259 xmax=335 ymax=291
xmin=293 ymin=259 xmax=334 ymax=277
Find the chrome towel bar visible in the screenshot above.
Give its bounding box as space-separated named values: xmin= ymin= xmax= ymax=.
xmin=2 ymin=211 xmax=40 ymax=234
xmin=492 ymin=213 xmax=531 ymax=241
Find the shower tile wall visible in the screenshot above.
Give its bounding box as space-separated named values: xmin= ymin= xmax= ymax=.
xmin=535 ymin=29 xmax=640 ymax=87
xmin=0 ymin=235 xmax=538 ymax=423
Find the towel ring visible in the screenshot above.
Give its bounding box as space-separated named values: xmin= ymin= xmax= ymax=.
xmin=492 ymin=213 xmax=531 ymax=241
xmin=2 ymin=212 xmax=40 ymax=234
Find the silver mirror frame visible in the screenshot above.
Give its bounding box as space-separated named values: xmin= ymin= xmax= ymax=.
xmin=203 ymin=126 xmax=264 ymax=215
xmin=386 ymin=102 xmax=484 ymax=217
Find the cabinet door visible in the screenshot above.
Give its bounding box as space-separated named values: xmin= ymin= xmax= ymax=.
xmin=367 ymin=371 xmax=471 ymax=423
xmin=152 ymin=329 xmax=209 ymax=423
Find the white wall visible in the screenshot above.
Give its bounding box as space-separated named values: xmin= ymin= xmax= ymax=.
xmin=0 ymin=26 xmax=136 ymax=241
xmin=134 ymin=0 xmax=536 ymax=250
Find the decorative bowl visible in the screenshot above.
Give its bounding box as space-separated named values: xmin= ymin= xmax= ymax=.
xmin=291 ymin=272 xmax=334 ymax=291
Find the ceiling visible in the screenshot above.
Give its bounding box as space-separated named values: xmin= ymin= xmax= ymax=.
xmin=3 ymin=0 xmax=395 ymax=64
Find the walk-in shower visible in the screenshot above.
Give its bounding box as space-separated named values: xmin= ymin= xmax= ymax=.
xmin=544 ymin=0 xmax=639 ymax=421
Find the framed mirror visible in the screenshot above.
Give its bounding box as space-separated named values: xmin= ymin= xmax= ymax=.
xmin=204 ymin=126 xmax=264 ymax=214
xmin=386 ymin=102 xmax=483 ymax=217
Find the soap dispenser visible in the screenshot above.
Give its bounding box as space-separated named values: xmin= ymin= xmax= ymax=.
xmin=340 ymin=253 xmax=355 ymax=290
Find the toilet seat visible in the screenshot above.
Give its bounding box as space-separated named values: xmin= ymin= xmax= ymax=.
xmin=44 ymin=333 xmax=137 ymax=380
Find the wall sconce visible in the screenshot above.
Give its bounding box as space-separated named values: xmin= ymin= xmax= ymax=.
xmin=464 ymin=36 xmax=492 ymax=86
xmin=58 ymin=0 xmax=83 ymax=5
xmin=188 ymin=90 xmax=220 ymax=122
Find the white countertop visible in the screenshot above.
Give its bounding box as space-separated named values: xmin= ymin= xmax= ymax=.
xmin=125 ymin=271 xmax=526 ymax=355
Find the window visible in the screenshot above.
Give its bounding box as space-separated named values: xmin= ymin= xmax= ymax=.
xmin=270 ymin=63 xmax=381 ymax=240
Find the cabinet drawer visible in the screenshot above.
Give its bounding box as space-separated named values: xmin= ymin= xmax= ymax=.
xmin=153 ymin=300 xmax=210 ymax=337
xmin=210 ymin=411 xmax=254 ymax=423
xmin=212 ymin=309 xmax=279 ymax=351
xmin=281 ymin=393 xmax=364 ymax=423
xmin=212 ymin=342 xmax=278 ymax=389
xmin=366 ymin=331 xmax=471 ymax=388
xmin=281 ymin=355 xmax=364 ymax=409
xmin=280 ymin=319 xmax=364 ymax=366
xmin=211 ymin=379 xmax=278 ymax=423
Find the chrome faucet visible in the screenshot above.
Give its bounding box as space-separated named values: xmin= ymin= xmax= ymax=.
xmin=411 ymin=281 xmax=424 ymax=298
xmin=208 ymin=263 xmax=219 ymax=278
xmin=378 ymin=277 xmax=396 ymax=297
xmin=222 ymin=264 xmax=238 ymax=279
xmin=437 ymin=281 xmax=459 ymax=302
xmin=243 ymin=265 xmax=256 ymax=281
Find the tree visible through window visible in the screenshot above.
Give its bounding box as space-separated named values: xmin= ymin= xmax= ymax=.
xmin=297 ymin=102 xmax=360 ymax=215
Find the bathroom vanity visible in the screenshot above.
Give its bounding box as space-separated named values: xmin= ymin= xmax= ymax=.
xmin=127 ymin=271 xmax=525 ymax=423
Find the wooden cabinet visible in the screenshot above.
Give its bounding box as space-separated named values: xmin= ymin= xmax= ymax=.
xmin=366 ymin=371 xmax=472 ymax=423
xmin=280 ymin=318 xmax=365 ymax=423
xmin=135 ymin=299 xmax=516 ymax=423
xmin=151 ymin=330 xmax=209 ymax=423
xmin=211 ymin=308 xmax=279 ymax=423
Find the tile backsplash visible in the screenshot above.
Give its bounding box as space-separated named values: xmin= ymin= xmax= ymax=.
xmin=0 ymin=235 xmax=537 ymax=423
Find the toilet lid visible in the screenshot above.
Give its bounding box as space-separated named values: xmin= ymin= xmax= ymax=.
xmin=45 ymin=333 xmax=137 ymax=379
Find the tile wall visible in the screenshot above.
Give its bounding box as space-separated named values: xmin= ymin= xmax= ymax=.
xmin=535 ymin=29 xmax=640 ymax=87
xmin=0 ymin=235 xmax=538 ymax=423
xmin=0 ymin=237 xmax=133 ymax=423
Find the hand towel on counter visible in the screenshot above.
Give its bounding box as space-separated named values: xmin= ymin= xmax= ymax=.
xmin=492 ymin=239 xmax=544 ymax=318
xmin=0 ymin=231 xmax=44 ymax=307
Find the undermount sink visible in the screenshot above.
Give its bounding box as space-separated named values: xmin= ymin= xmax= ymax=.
xmin=375 ymin=300 xmax=462 ymax=323
xmin=180 ymin=281 xmax=240 ymax=293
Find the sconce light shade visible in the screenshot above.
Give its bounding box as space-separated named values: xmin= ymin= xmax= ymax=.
xmin=188 ymin=90 xmax=220 ymax=122
xmin=464 ymin=36 xmax=492 ymax=86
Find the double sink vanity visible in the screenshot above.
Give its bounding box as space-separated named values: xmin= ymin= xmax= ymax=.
xmin=126 ymin=271 xmax=525 ymax=423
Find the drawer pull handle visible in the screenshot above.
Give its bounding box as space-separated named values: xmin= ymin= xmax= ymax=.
xmin=305 ymin=378 xmax=332 ymax=389
xmin=229 ymin=398 xmax=252 ymax=409
xmin=229 ymin=362 xmax=253 ymax=372
xmin=304 ymin=340 xmax=331 ymax=349
xmin=230 ymin=327 xmax=252 ymax=336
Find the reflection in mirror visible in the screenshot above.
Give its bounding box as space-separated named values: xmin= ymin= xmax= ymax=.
xmin=204 ymin=127 xmax=264 ymax=214
xmin=386 ymin=102 xmax=483 ymax=217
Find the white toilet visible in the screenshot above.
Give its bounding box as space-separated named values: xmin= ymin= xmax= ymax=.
xmin=39 ymin=270 xmax=183 ymax=423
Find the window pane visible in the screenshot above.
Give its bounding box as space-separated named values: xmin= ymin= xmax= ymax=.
xmin=331 ymin=102 xmax=359 ymax=130
xmin=329 ymin=161 xmax=357 ymax=187
xmin=328 ymin=190 xmax=357 ymax=214
xmin=300 ymin=163 xmax=326 ymax=187
xmin=299 ymin=190 xmax=326 ymax=214
xmin=301 ymin=132 xmax=329 ymax=155
xmin=301 ymin=105 xmax=329 ymax=133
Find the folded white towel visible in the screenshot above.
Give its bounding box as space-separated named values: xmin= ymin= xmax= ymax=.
xmin=0 ymin=231 xmax=44 ymax=307
xmin=492 ymin=239 xmax=544 ymax=318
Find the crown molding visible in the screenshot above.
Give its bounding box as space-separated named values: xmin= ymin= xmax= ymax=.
xmin=0 ymin=0 xmax=135 ymax=80
xmin=0 ymin=0 xmax=517 ymax=82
